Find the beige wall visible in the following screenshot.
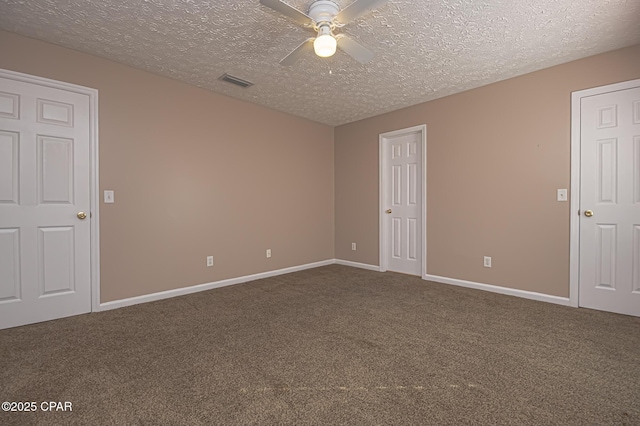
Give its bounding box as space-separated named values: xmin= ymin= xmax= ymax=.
xmin=335 ymin=44 xmax=640 ymax=297
xmin=0 ymin=30 xmax=335 ymax=303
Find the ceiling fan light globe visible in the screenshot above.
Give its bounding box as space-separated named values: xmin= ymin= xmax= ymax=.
xmin=314 ymin=34 xmax=337 ymax=57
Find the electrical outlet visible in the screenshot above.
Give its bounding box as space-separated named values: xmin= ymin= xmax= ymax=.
xmin=266 ymin=249 xmax=271 ymax=258
xmin=484 ymin=256 xmax=492 ymax=268
xmin=352 ymin=242 xmax=356 ymax=251
xmin=206 ymin=256 xmax=214 ymax=267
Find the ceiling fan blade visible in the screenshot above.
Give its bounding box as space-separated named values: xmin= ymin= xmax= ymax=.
xmin=336 ymin=35 xmax=374 ymax=64
xmin=335 ymin=0 xmax=388 ymax=24
xmin=280 ymin=38 xmax=315 ymax=66
xmin=260 ymin=0 xmax=313 ymax=26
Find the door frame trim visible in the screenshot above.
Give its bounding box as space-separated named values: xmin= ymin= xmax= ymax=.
xmin=0 ymin=68 xmax=101 ymax=313
xmin=379 ymin=124 xmax=427 ymax=277
xmin=569 ymin=78 xmax=640 ymax=308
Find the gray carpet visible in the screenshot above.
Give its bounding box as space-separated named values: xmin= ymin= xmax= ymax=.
xmin=1 ymin=264 xmax=639 ymax=425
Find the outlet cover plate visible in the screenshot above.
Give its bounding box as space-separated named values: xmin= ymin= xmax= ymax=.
xmin=104 ymin=190 xmax=114 ymax=203
xmin=557 ymin=189 xmax=567 ymax=201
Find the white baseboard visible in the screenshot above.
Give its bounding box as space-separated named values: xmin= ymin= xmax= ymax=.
xmin=334 ymin=259 xmax=381 ymax=271
xmin=99 ymin=259 xmax=335 ymax=311
xmin=99 ymin=260 xmax=571 ymax=313
xmin=423 ymin=274 xmax=572 ymax=306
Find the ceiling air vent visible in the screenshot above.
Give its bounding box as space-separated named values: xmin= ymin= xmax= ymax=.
xmin=219 ymin=73 xmax=254 ymax=88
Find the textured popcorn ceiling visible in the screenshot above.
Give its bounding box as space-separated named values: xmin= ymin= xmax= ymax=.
xmin=1 ymin=1 xmax=639 ymax=126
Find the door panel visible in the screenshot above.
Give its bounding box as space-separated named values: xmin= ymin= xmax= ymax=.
xmin=633 ymin=226 xmax=640 ymax=293
xmin=0 ymin=228 xmax=20 ymax=301
xmin=0 ymin=75 xmax=91 ymax=329
xmin=39 ymin=227 xmax=75 ymax=295
xmin=579 ymin=85 xmax=640 ymax=316
xmin=392 ymin=217 xmax=401 ymax=259
xmin=635 ymin=136 xmax=640 ymax=204
xmin=407 ymin=218 xmax=417 ymax=261
xmin=0 ymin=130 xmax=19 ymax=203
xmin=596 ymin=138 xmax=617 ymax=203
xmin=392 ymin=165 xmax=401 ymax=205
xmin=39 ymin=135 xmax=75 ymax=204
xmin=37 ymin=98 xmax=74 ymax=127
xmin=595 ymin=224 xmax=616 ymax=289
xmin=0 ymin=91 xmax=20 ymax=118
xmin=408 ymin=163 xmax=417 ymax=205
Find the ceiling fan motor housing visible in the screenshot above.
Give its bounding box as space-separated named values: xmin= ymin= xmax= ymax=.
xmin=308 ymin=0 xmax=340 ymax=27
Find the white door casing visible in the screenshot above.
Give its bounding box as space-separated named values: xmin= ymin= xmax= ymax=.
xmin=570 ymin=79 xmax=640 ymax=317
xmin=0 ymin=69 xmax=99 ymax=329
xmin=380 ymin=125 xmax=426 ymax=276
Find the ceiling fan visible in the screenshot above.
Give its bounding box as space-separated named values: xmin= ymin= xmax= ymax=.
xmin=260 ymin=0 xmax=388 ymax=65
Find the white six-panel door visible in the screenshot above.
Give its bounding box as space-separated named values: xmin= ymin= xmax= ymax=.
xmin=578 ymin=85 xmax=640 ymax=317
xmin=0 ymin=75 xmax=92 ymax=329
xmin=381 ymin=128 xmax=424 ymax=276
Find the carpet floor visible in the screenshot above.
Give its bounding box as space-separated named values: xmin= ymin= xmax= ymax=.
xmin=1 ymin=264 xmax=639 ymax=425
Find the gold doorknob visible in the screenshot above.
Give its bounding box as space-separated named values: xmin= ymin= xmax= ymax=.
xmin=385 ymin=209 xmax=392 ymax=214
xmin=77 ymin=211 xmax=87 ymax=219
xmin=584 ymin=210 xmax=593 ymax=217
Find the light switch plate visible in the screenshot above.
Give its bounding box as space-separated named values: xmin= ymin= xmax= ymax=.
xmin=104 ymin=190 xmax=114 ymax=203
xmin=557 ymin=189 xmax=567 ymax=202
